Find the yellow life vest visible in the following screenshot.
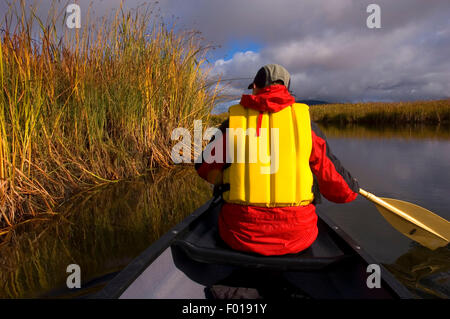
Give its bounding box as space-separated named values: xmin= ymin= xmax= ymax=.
xmin=223 ymin=103 xmax=314 ymax=207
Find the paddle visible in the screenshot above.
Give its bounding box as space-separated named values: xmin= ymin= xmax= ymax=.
xmin=359 ymin=188 xmax=450 ymax=250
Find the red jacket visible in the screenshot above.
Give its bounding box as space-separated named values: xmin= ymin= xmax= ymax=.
xmin=195 ymin=85 xmax=359 ymax=256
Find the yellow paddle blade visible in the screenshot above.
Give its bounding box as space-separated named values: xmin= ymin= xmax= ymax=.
xmin=375 ymin=198 xmax=450 ymax=250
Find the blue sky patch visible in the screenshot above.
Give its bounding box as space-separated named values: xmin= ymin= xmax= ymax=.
xmin=221 ymin=39 xmax=263 ymax=60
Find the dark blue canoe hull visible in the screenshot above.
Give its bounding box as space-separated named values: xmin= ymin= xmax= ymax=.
xmin=96 ymin=199 xmax=415 ymax=299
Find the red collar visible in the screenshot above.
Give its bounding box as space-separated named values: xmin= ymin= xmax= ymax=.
xmin=239 ymin=85 xmax=295 ymax=113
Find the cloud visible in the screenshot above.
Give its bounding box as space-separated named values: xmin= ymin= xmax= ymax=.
xmin=213 ymin=51 xmax=262 ymax=78
xmin=199 ymin=0 xmax=450 ymax=101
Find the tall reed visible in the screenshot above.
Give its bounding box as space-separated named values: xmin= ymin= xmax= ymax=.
xmin=0 ymin=1 xmax=219 ymax=228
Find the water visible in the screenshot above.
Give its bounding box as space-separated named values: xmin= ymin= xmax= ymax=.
xmin=317 ymin=125 xmax=450 ymax=298
xmin=0 ymin=168 xmax=212 ymax=298
xmin=0 ymin=125 xmax=448 ymax=298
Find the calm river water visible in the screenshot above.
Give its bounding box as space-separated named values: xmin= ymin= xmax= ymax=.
xmin=0 ymin=124 xmax=448 ymax=298
xmin=317 ymin=124 xmax=450 ymax=298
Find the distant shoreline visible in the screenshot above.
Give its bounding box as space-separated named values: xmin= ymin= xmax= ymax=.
xmin=309 ymin=100 xmax=450 ymax=125
xmin=211 ymin=99 xmax=450 ymax=126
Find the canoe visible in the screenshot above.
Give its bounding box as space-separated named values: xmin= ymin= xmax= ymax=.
xmin=96 ymin=198 xmax=415 ymax=299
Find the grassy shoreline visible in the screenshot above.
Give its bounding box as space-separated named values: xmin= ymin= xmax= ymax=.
xmin=211 ymin=100 xmax=450 ymax=126
xmin=317 ymin=123 xmax=450 ymax=140
xmin=309 ymin=100 xmax=450 ymax=125
xmin=0 ymin=2 xmax=219 ymax=231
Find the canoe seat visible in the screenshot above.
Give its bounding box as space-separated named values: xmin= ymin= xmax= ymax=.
xmin=173 ymin=206 xmax=351 ymax=271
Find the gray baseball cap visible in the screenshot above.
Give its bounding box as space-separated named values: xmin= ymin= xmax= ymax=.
xmin=247 ymin=64 xmax=291 ymax=89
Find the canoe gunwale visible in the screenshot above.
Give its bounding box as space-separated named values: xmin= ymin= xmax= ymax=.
xmin=316 ymin=210 xmax=415 ymax=299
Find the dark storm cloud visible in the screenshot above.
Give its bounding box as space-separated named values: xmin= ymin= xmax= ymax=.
xmin=2 ymin=0 xmax=449 ymax=102
xmin=191 ymin=0 xmax=450 ymax=102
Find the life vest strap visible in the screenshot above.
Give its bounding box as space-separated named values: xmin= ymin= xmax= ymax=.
xmin=256 ymin=111 xmax=263 ymax=137
xmin=213 ymin=183 xmax=230 ymax=197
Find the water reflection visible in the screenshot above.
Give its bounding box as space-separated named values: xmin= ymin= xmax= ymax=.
xmin=0 ymin=167 xmax=211 ymax=298
xmin=319 ymin=123 xmax=450 ymax=140
xmin=385 ymin=244 xmax=450 ymax=299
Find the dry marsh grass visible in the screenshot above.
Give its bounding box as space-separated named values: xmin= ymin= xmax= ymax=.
xmin=309 ymin=100 xmax=450 ymax=125
xmin=0 ymin=2 xmax=219 ymax=230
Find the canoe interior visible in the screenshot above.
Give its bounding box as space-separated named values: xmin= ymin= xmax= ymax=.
xmin=97 ymin=199 xmax=414 ymax=299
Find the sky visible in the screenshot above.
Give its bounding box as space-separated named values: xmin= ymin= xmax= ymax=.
xmin=2 ymin=0 xmax=450 ymax=103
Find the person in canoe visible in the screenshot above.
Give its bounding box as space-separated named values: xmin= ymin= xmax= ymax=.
xmin=195 ymin=64 xmax=360 ymax=256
